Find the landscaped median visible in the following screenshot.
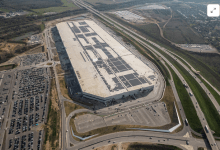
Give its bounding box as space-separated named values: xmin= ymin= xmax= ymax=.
xmin=168 ymin=65 xmax=203 ymax=133
xmin=200 ymin=77 xmax=220 ymax=106
xmin=159 ymin=49 xmax=220 ymax=137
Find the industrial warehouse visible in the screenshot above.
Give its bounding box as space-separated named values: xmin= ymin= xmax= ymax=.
xmin=56 ymin=20 xmax=159 ymax=103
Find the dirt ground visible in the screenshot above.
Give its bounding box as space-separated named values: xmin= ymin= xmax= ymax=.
xmin=95 ymin=143 xmax=134 ymax=150
xmin=44 ymin=78 xmax=60 ymax=150
xmin=53 ymin=55 xmax=60 ymax=61
xmin=64 ymin=101 xmax=84 ymax=116
xmin=95 ymin=142 xmax=183 ymax=150
xmin=25 ymin=45 xmax=44 ymax=54
xmin=0 ymin=42 xmax=24 ymax=53
xmin=56 ymin=64 xmax=65 ymax=75
xmin=0 ymin=64 xmax=15 ymax=71
xmin=59 ymin=76 xmax=72 ymax=100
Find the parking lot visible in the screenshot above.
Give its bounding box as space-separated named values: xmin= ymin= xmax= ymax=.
xmin=74 ymin=102 xmax=171 ymax=133
xmin=112 ymin=10 xmax=145 ymax=23
xmin=1 ymin=67 xmax=51 ymax=150
xmin=178 ymin=44 xmax=218 ymax=53
xmin=20 ymin=53 xmax=47 ymax=66
xmin=0 ymin=71 xmax=15 ymax=135
xmin=27 ymin=34 xmax=43 ymax=46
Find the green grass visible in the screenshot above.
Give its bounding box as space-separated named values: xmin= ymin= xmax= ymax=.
xmin=44 ymin=79 xmax=60 ymax=148
xmin=0 ymin=8 xmax=11 ymax=12
xmin=200 ymin=77 xmax=220 ymax=105
xmin=49 ymin=108 xmax=58 ymax=147
xmin=40 ymin=22 xmax=45 ymax=32
xmin=160 ymin=50 xmax=220 ymax=136
xmin=168 ymin=65 xmax=203 ymax=133
xmin=32 ymin=0 xmax=77 ymax=14
xmin=44 ymin=92 xmax=52 ymax=144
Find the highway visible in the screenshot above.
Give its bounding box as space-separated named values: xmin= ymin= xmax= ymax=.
xmin=72 ymin=0 xmax=219 ymax=149
xmin=70 ymin=129 xmax=206 ymax=150
xmin=65 ymin=104 xmax=203 ymax=150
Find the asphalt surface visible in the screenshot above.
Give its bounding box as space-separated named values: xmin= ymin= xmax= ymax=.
xmin=0 ymin=58 xmax=51 ymax=150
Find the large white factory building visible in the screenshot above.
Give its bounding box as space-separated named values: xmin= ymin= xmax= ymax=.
xmin=56 ymin=20 xmax=159 ymax=103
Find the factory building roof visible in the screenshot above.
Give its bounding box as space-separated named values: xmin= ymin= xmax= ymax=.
xmin=56 ymin=20 xmax=157 ymax=100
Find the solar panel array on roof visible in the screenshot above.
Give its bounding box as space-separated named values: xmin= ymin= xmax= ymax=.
xmin=67 ymin=21 xmax=154 ymax=92
xmin=71 ymin=23 xmax=81 ymax=33
xmin=79 ymin=26 xmax=90 ymax=33
xmin=79 ymin=21 xmax=87 ymax=25
xmin=56 ymin=20 xmax=157 ymax=102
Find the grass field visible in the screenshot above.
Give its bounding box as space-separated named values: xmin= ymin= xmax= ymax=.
xmin=0 ymin=8 xmax=10 ymax=12
xmin=83 ymin=0 xmax=115 ymax=6
xmin=40 ymin=22 xmax=45 ymax=32
xmin=163 ymin=17 xmax=205 ymax=44
xmin=32 ymin=0 xmax=78 ymax=14
xmin=64 ymin=101 xmax=84 ymax=116
xmin=190 ymin=53 xmax=220 ymax=76
xmin=200 ymin=77 xmax=220 ymax=105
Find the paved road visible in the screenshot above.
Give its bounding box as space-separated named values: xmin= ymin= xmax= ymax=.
xmin=44 ymin=28 xmax=67 ymax=150
xmin=162 ymin=61 xmax=191 ymax=136
xmin=66 ymin=108 xmax=203 ymax=150
xmin=72 ymin=0 xmax=219 ymax=149
xmin=66 ymin=109 xmax=93 ymax=147
xmin=0 ymin=70 xmax=16 ymax=150
xmin=70 ymin=130 xmax=206 ymax=150
xmin=168 ymin=50 xmax=220 ymax=107
xmin=157 ymin=47 xmax=220 ymax=114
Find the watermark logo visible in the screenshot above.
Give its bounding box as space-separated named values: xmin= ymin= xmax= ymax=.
xmin=207 ymin=4 xmax=219 ymax=17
